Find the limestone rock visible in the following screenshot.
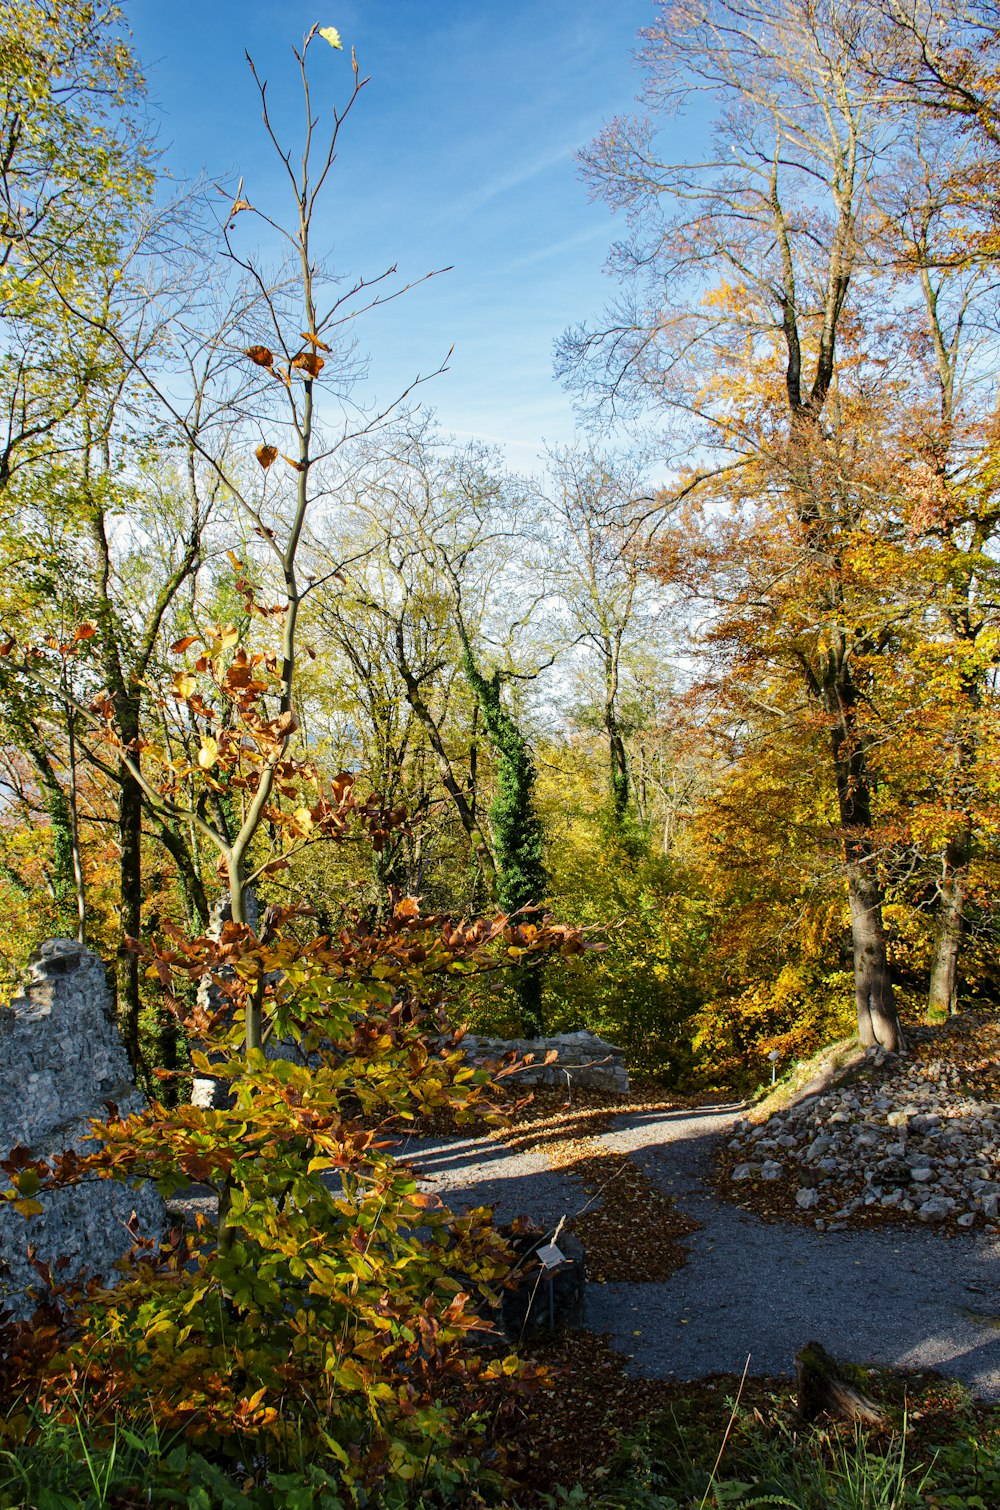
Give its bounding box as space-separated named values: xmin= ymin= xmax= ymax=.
xmin=0 ymin=940 xmax=166 ymax=1320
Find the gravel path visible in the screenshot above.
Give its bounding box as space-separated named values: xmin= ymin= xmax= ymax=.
xmin=408 ymin=1102 xmax=1000 ymax=1399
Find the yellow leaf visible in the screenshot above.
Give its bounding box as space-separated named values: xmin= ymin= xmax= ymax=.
xmin=198 ymin=737 xmax=219 ymax=769
xmin=294 ymin=806 xmax=314 ymax=831
xmin=172 ymin=672 xmax=196 ymax=700
xmin=319 ymin=25 xmax=343 ymax=48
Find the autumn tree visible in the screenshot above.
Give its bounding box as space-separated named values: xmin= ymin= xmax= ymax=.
xmin=556 ymin=0 xmax=985 ymax=1051
xmin=862 ymin=116 xmax=1000 ymax=1018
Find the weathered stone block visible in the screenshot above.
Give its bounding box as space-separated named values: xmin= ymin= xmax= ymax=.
xmin=460 ymin=1029 xmax=629 ymax=1094
xmin=0 ymin=939 xmax=166 ymax=1320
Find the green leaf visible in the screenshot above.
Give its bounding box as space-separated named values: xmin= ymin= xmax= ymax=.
xmin=319 ymin=25 xmax=343 ymax=48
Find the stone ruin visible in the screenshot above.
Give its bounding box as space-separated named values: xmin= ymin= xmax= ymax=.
xmin=459 ymin=1028 xmax=629 ymax=1094
xmin=0 ymin=939 xmax=166 ymax=1321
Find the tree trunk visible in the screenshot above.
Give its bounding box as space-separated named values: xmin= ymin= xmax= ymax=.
xmin=846 ymin=863 xmax=902 ymax=1050
xmin=605 ymin=646 xmax=629 ymax=823
xmin=65 ymin=698 xmax=86 ymax=944
xmin=152 ymin=811 xmax=209 ymax=928
xmin=608 ymin=716 xmax=629 ymax=824
xmin=826 ymin=675 xmax=904 ymax=1052
xmin=927 ymin=823 xmax=970 ymax=1021
xmin=117 ymin=757 xmax=143 ymax=1073
xmin=514 ymin=964 xmax=544 ymax=1039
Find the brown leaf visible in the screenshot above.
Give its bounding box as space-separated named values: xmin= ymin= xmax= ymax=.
xmin=255 ymin=444 xmax=279 ymax=469
xmin=245 ymin=345 xmax=274 ymax=368
xmin=274 ymin=710 xmax=299 ymax=736
xmin=300 ymin=330 xmax=332 ymax=352
xmin=291 ymin=351 xmax=325 ymax=379
xmin=282 ymin=454 xmax=307 ymax=472
xmin=170 ymin=634 xmax=200 ymax=654
xmin=73 ymin=623 xmax=97 ymax=641
xmin=0 ymin=637 xmax=13 ymax=656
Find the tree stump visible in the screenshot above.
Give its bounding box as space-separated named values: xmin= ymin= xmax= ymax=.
xmin=795 ymin=1341 xmax=884 ymax=1425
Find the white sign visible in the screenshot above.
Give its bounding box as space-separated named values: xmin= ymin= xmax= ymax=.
xmin=536 ymin=1242 xmax=566 ymax=1269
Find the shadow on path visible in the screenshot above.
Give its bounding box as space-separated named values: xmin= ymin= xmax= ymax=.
xmin=411 ymin=1100 xmax=1000 ymax=1398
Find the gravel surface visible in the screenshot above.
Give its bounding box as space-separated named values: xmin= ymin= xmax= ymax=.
xmin=402 ymin=1131 xmax=590 ymax=1231
xmin=409 ymin=1100 xmax=1000 ymax=1399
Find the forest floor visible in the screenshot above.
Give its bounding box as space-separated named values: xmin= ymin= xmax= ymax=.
xmin=403 ymin=1020 xmax=1000 ymax=1498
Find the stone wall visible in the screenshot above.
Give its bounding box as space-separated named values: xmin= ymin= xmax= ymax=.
xmin=460 ymin=1029 xmax=629 ymax=1094
xmin=0 ymin=939 xmax=166 ymax=1320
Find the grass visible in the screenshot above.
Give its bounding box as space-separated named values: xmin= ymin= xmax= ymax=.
xmin=528 ymin=1367 xmax=1000 ymax=1510
xmin=746 ymin=1037 xmax=864 ymax=1122
xmin=0 ymin=1400 xmax=352 ymax=1508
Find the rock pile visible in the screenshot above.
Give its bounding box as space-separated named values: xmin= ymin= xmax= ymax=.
xmin=724 ymin=1038 xmax=1000 ymax=1232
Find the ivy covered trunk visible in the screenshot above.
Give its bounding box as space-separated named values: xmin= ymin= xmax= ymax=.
xmin=459 ymin=636 xmax=547 ymax=1037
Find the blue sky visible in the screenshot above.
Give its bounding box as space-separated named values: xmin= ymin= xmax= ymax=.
xmin=129 ymin=0 xmax=673 ymax=467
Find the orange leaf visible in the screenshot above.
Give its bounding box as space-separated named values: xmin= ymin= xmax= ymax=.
xmin=73 ymin=623 xmax=97 ymax=641
xmin=171 ymin=634 xmax=200 ymax=654
xmin=408 ymin=1191 xmax=443 ymax=1210
xmin=255 ymin=444 xmax=279 ymax=469
xmin=300 ymin=330 xmax=332 ymax=352
xmin=291 ymin=351 xmax=325 ymax=379
xmin=245 ymin=345 xmax=274 ymax=368
xmin=282 ymin=454 xmax=306 ymax=472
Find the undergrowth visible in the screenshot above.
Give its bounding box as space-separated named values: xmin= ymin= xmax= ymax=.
xmin=540 ymin=1371 xmax=1000 ymax=1510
